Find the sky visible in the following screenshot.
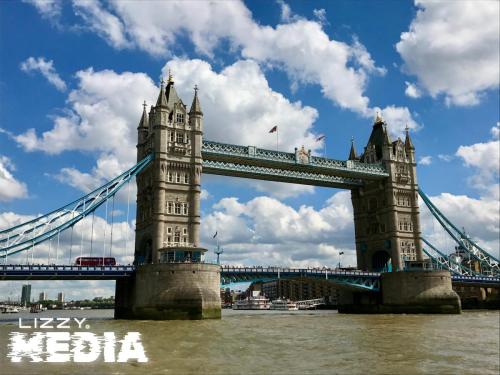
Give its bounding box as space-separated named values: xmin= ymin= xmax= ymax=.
xmin=0 ymin=0 xmax=498 ymax=300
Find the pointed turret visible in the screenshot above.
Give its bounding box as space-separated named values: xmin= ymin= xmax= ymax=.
xmin=383 ymin=124 xmax=392 ymax=145
xmin=348 ymin=137 xmax=358 ymax=160
xmin=156 ymin=78 xmax=168 ymax=108
xmin=165 ymin=70 xmax=180 ymax=107
xmin=138 ymin=101 xmax=148 ymax=129
xmin=189 ymin=85 xmax=203 ymax=115
xmin=404 ymin=124 xmax=415 ymax=150
xmin=365 ymin=111 xmax=387 ymax=160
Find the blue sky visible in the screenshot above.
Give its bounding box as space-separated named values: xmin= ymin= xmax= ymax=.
xmin=0 ymin=0 xmax=498 ymax=300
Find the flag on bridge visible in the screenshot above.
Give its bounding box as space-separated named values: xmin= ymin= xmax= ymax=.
xmin=213 ymin=231 xmax=218 ymax=238
xmin=316 ymin=134 xmax=325 ymax=142
xmin=269 ymin=125 xmax=278 ymax=133
xmin=339 ymin=251 xmax=344 ymax=255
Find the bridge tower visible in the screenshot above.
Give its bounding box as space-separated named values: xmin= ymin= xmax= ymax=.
xmin=342 ymin=114 xmax=460 ymax=313
xmin=351 ymin=114 xmax=423 ymax=272
xmin=115 ymin=75 xmax=221 ymax=320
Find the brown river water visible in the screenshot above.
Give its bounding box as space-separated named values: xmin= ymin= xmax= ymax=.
xmin=0 ymin=309 xmax=498 ymax=374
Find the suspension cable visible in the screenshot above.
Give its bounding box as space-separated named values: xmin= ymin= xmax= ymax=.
xmin=109 ymin=194 xmax=115 ymax=258
xmin=90 ymin=211 xmax=95 ymax=258
xmin=103 ymin=188 xmax=109 ymax=260
xmin=125 ymin=180 xmax=131 ymax=263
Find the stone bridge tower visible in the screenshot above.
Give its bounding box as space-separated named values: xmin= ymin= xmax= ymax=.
xmin=135 ymin=75 xmax=204 ymax=264
xmin=115 ymin=76 xmax=221 ymax=320
xmin=351 ymin=114 xmax=423 ymax=272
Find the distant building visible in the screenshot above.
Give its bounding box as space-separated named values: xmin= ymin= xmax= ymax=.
xmin=21 ymin=284 xmax=31 ymax=306
xmin=251 ymin=278 xmax=339 ymax=305
xmin=57 ymin=292 xmax=64 ymax=303
xmin=39 ymin=292 xmax=47 ymax=302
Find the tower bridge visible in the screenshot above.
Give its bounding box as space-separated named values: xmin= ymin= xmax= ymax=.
xmin=1 ymin=76 xmax=498 ymax=319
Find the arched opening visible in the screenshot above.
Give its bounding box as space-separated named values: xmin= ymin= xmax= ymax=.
xmin=372 ymin=251 xmax=392 ymax=272
xmin=135 ymin=237 xmax=152 ymax=265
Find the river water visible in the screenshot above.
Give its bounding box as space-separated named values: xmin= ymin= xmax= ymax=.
xmin=0 ymin=309 xmax=498 ymax=374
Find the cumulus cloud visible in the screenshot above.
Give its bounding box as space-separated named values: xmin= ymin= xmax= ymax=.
xmin=397 ymin=0 xmax=499 ymax=106
xmin=455 ymin=123 xmax=500 ymax=198
xmin=20 ymin=56 xmax=67 ymax=91
xmin=200 ymin=191 xmax=357 ymax=266
xmin=15 ymin=68 xmax=158 ymax=190
xmin=438 ymin=154 xmax=453 ymax=162
xmin=26 ymin=0 xmax=389 ymax=117
xmin=0 ymin=156 xmax=28 ymax=202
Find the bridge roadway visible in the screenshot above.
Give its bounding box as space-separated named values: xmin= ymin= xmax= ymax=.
xmin=0 ymin=265 xmax=497 ymax=290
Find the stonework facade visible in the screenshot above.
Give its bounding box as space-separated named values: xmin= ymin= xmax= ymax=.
xmin=351 ymin=115 xmax=423 ymax=272
xmin=135 ymin=77 xmax=204 ymax=264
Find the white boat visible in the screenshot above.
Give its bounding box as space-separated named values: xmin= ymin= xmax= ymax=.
xmin=232 ymin=291 xmax=270 ymax=310
xmin=270 ymin=298 xmax=298 ymax=311
xmin=1 ymin=306 xmax=19 ymax=313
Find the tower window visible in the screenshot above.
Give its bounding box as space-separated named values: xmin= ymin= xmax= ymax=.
xmin=175 ymin=203 xmax=182 ymax=215
xmin=176 ymin=173 xmax=181 ymax=183
xmin=168 ymin=172 xmax=173 ymax=182
xmin=167 ymin=202 xmax=173 ymax=214
xmin=174 ymin=232 xmax=180 ymax=243
xmin=176 ymin=132 xmax=184 ymax=143
xmin=184 ymin=174 xmax=189 ymax=184
xmin=167 ymin=227 xmax=172 ymax=234
xmin=169 ymin=131 xmax=174 ymax=142
xmin=176 ymin=113 xmax=184 ymax=123
xmin=183 ymin=203 xmax=188 ymax=215
xmin=183 ymin=228 xmax=188 ymax=235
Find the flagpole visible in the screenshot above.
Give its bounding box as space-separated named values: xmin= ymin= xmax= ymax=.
xmin=276 ymin=127 xmax=279 ymax=151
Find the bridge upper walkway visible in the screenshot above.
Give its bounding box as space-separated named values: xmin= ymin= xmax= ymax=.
xmin=201 ymin=140 xmax=388 ymax=189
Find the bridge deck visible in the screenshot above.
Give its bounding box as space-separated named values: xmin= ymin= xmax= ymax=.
xmin=0 ymin=265 xmax=497 ymax=289
xmin=0 ymin=265 xmax=134 ymax=280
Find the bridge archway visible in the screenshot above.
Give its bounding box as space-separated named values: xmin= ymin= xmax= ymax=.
xmin=372 ymin=251 xmax=391 ymax=272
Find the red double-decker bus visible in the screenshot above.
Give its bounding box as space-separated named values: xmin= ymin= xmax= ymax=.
xmin=74 ymin=257 xmax=116 ymax=266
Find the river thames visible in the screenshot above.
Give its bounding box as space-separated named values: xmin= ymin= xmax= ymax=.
xmin=0 ymin=309 xmax=498 ymax=374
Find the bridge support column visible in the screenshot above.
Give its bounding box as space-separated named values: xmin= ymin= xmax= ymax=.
xmin=338 ymin=270 xmax=461 ymax=314
xmin=115 ymin=263 xmax=221 ymax=320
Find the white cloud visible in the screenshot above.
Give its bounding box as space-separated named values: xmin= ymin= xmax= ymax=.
xmin=72 ymin=0 xmax=131 ymax=50
xmin=277 ymin=0 xmax=293 ymax=22
xmin=23 ymin=0 xmax=62 ymax=20
xmin=20 ymin=56 xmax=67 ymax=91
xmin=420 ymin=193 xmax=499 ymax=259
xmin=37 ymin=0 xmax=388 ymax=116
xmin=200 ymin=191 xmax=357 ymax=266
xmin=15 ymin=68 xmax=158 ymax=190
xmin=374 ymin=105 xmax=421 ymax=138
xmin=404 ymin=81 xmax=421 ymax=98
xmin=313 ymin=8 xmax=328 ymax=26
xmin=164 ymin=58 xmax=319 ymax=152
xmin=396 ymin=0 xmax=499 ymax=106
xmin=455 ymin=123 xmax=500 ymax=198
xmin=438 ymin=154 xmax=453 ymax=162
xmin=0 ymin=156 xmax=28 ymax=202
xmin=418 ymin=155 xmax=432 ymax=166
